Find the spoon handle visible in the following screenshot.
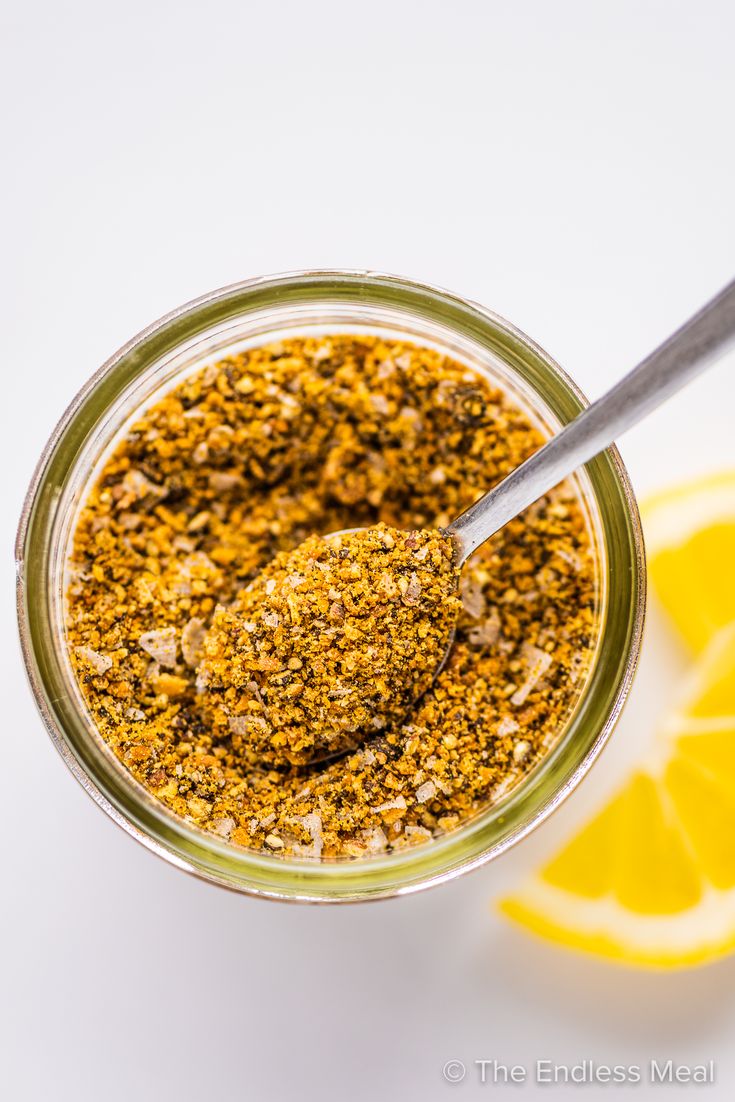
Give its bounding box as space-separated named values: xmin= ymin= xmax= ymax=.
xmin=448 ymin=277 xmax=735 ymax=563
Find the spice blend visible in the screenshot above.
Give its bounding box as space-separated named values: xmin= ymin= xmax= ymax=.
xmin=67 ymin=335 xmax=598 ymax=859
xmin=199 ymin=524 xmax=460 ymax=766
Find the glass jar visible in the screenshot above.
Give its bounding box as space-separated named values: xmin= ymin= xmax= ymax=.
xmin=16 ymin=270 xmax=645 ymax=901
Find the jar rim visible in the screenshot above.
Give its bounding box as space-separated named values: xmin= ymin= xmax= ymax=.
xmin=16 ymin=269 xmax=646 ymax=902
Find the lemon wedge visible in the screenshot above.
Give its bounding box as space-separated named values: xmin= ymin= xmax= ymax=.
xmin=644 ymin=471 xmax=735 ymax=653
xmin=500 ymin=624 xmax=735 ymax=968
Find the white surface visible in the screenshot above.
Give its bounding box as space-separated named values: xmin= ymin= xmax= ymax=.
xmin=2 ymin=2 xmax=735 ymax=1099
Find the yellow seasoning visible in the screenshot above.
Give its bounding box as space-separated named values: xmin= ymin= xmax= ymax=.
xmin=66 ymin=336 xmax=598 ymax=858
xmin=199 ymin=524 xmax=460 ymax=766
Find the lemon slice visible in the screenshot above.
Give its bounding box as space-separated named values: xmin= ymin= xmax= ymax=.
xmin=643 ymin=471 xmax=735 ymax=652
xmin=499 ymin=624 xmax=735 ymax=968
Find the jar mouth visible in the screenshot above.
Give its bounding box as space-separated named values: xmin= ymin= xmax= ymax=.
xmin=16 ymin=270 xmax=646 ymax=902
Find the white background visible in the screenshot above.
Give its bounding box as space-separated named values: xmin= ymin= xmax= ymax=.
xmin=2 ymin=2 xmax=735 ymax=1099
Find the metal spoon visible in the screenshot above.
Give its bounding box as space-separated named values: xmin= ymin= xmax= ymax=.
xmin=445 ymin=276 xmax=735 ymax=565
xmin=318 ymin=276 xmax=735 ymax=758
xmin=251 ymin=278 xmax=735 ymax=766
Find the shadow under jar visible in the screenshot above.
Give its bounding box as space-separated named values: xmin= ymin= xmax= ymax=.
xmin=16 ymin=271 xmax=645 ymax=902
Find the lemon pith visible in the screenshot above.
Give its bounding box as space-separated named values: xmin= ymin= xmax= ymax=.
xmin=644 ymin=471 xmax=735 ymax=652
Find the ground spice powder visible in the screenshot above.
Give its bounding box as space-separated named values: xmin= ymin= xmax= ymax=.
xmin=199 ymin=524 xmax=460 ymax=766
xmin=67 ymin=335 xmax=598 ymax=859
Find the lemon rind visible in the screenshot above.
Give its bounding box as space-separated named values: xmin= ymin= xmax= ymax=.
xmin=500 ymin=879 xmax=735 ymax=969
xmin=642 ymin=472 xmax=735 ymax=555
